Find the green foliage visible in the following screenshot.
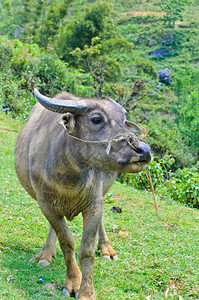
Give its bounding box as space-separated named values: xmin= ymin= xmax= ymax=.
xmin=172 ymin=61 xmax=199 ymax=97
xmin=176 ymin=89 xmax=199 ymax=155
xmin=171 ymin=64 xmax=199 ymax=157
xmin=0 ymin=37 xmax=93 ymax=119
xmin=166 ymin=168 xmax=199 ymax=208
xmin=135 ymin=60 xmax=158 ymax=80
xmin=71 ymin=36 xmax=129 ymax=96
xmin=147 ymin=117 xmax=195 ymax=169
xmin=56 ymin=1 xmax=115 ymax=61
xmin=160 ymin=0 xmax=191 ymax=25
xmin=0 ymin=0 xmax=73 ymax=46
xmin=120 ymin=155 xmax=175 ymax=190
xmin=35 ymin=0 xmax=73 ymax=48
xmin=120 ymin=155 xmax=199 ymax=209
xmin=160 ymin=0 xmax=191 ymax=40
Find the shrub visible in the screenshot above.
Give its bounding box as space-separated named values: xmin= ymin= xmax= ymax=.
xmin=119 ymin=155 xmax=175 ymax=190
xmin=0 ymin=37 xmax=94 ymax=119
xmin=147 ymin=118 xmax=196 ymax=169
xmin=56 ymin=1 xmax=115 ymax=61
xmin=119 ymin=155 xmax=199 ymax=209
xmin=176 ymin=89 xmax=199 ymax=156
xmin=166 ymin=168 xmax=199 ymax=208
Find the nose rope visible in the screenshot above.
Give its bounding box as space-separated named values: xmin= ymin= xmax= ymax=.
xmin=64 ymin=130 xmax=131 ymax=144
xmin=126 ymin=136 xmax=140 ymax=152
xmin=41 ymin=121 xmax=149 ymax=157
xmin=56 ymin=120 xmax=150 ymax=155
xmin=63 ymin=130 xmax=145 ymax=155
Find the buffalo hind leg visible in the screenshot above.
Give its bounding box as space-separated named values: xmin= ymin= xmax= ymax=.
xmin=98 ymin=218 xmax=118 ymax=260
xmin=35 ymin=217 xmax=118 ymax=267
xmin=34 ymin=224 xmax=57 ymax=266
xmin=37 ymin=201 xmax=82 ymax=298
xmin=77 ymin=202 xmax=103 ymax=300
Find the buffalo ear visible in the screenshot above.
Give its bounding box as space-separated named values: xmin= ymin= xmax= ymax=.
xmin=57 ymin=113 xmax=75 ymax=133
xmin=125 ymin=120 xmax=141 ymax=133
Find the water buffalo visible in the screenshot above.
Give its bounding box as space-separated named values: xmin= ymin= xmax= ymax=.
xmin=15 ymin=88 xmax=152 ymax=299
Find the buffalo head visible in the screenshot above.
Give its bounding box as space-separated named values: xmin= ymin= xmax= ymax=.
xmin=34 ymin=88 xmax=152 ymax=173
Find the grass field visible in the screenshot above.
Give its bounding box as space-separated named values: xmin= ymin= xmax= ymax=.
xmin=0 ymin=111 xmax=199 ymax=299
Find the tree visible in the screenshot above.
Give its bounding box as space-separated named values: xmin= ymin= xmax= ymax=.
xmin=37 ymin=0 xmax=73 ymax=48
xmin=159 ymin=0 xmax=191 ymax=40
xmin=56 ymin=1 xmax=115 ymax=61
xmin=17 ymin=0 xmax=73 ymax=46
xmin=71 ymin=37 xmax=124 ymax=97
xmin=71 ymin=36 xmax=151 ymax=108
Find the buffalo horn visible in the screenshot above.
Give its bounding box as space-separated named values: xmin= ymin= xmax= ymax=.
xmin=34 ymin=88 xmax=88 ymax=115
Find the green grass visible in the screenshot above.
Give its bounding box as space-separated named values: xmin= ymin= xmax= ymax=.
xmin=0 ymin=111 xmax=199 ymax=299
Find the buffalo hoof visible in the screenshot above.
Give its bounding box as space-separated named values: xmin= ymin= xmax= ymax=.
xmin=77 ymin=297 xmax=95 ymax=300
xmin=38 ymin=259 xmax=51 ymax=267
xmin=34 ymin=248 xmax=56 ymax=266
xmin=76 ymin=292 xmax=96 ymax=300
xmin=63 ymin=288 xmax=74 ymax=297
xmin=63 ymin=264 xmax=82 ymax=298
xmin=63 ymin=288 xmax=79 ymax=298
xmin=113 ymin=255 xmax=119 ymax=261
xmin=102 ymin=255 xmax=111 ymax=260
xmin=98 ymin=240 xmax=118 ymax=260
xmin=63 ymin=288 xmax=70 ymax=297
xmin=102 ymin=254 xmax=118 ymax=260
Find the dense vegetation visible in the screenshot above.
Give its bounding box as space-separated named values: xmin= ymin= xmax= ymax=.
xmin=0 ymin=0 xmax=199 ymax=206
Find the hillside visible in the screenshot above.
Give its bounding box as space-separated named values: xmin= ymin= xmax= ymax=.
xmin=0 ymin=111 xmax=199 ymax=299
xmin=0 ymin=0 xmax=198 ymax=171
xmin=0 ymin=1 xmax=199 ymax=298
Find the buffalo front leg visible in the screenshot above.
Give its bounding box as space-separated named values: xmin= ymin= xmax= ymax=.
xmin=77 ymin=202 xmax=103 ymax=300
xmin=37 ymin=201 xmax=82 ymax=298
xmin=98 ymin=218 xmax=118 ymax=260
xmin=34 ymin=224 xmax=57 ymax=266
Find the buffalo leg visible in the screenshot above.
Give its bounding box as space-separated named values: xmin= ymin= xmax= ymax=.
xmin=77 ymin=201 xmax=103 ymax=300
xmin=34 ymin=224 xmax=57 ymax=266
xmin=37 ymin=201 xmax=82 ymax=298
xmin=98 ymin=218 xmax=118 ymax=260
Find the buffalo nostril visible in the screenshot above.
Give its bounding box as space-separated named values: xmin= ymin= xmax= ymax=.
xmin=137 ymin=142 xmax=152 ymax=163
xmin=127 ymin=138 xmax=152 ymax=163
xmin=128 ymin=138 xmax=143 ymax=153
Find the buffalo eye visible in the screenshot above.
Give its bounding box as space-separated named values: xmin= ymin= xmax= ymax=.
xmin=91 ymin=116 xmax=103 ymax=125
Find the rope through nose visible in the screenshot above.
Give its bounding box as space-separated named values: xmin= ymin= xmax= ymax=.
xmin=126 ymin=136 xmax=140 ymax=151
xmin=60 ymin=123 xmax=147 ymax=155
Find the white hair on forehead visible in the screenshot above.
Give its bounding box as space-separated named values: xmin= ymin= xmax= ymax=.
xmin=111 ymin=119 xmax=116 ymax=126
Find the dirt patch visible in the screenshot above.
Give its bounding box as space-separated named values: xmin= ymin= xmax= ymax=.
xmin=140 ymin=127 xmax=148 ymax=140
xmin=122 ymin=11 xmax=166 ymax=17
xmin=121 ymin=11 xmax=182 ymax=25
